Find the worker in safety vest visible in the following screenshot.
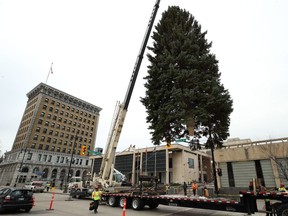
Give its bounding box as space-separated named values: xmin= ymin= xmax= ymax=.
xmin=191 ymin=181 xmax=198 ymax=196
xmin=92 ymin=186 xmax=102 ymax=213
xmin=278 ymin=183 xmax=287 ymax=192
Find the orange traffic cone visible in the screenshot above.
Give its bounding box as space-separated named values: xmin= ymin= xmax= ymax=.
xmin=122 ymin=198 xmax=126 ymax=216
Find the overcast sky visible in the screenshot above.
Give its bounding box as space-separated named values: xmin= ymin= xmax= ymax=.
xmin=1 ymin=0 xmax=288 ymax=155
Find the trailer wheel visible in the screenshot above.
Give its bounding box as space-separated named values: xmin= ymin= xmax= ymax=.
xmin=277 ymin=203 xmax=288 ymax=216
xmin=108 ymin=196 xmax=118 ymax=207
xmin=148 ymin=203 xmax=159 ymax=209
xmin=119 ymin=197 xmax=131 ymax=208
xmin=132 ymin=198 xmax=144 ymax=210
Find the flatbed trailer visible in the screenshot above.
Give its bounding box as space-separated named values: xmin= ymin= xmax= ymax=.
xmin=101 ymin=191 xmax=288 ymax=215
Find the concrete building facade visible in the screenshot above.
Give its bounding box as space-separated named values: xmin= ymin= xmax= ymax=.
xmin=91 ymin=144 xmax=213 ymax=185
xmin=215 ymin=137 xmax=288 ymax=192
xmin=0 ymin=83 xmax=102 ymax=187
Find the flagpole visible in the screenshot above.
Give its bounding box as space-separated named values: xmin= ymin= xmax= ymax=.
xmin=45 ymin=62 xmax=53 ymax=84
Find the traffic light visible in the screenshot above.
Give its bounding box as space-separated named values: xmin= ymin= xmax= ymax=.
xmin=166 ymin=142 xmax=172 ymax=148
xmin=80 ymin=145 xmax=87 ymax=156
xmin=217 ymin=168 xmax=222 ymax=176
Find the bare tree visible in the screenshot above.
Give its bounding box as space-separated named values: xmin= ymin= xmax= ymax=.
xmin=259 ymin=143 xmax=288 ymax=182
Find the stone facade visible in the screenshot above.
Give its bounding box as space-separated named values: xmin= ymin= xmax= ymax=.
xmin=0 ymin=83 xmax=102 ymax=187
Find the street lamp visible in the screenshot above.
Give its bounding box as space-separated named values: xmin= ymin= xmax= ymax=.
xmin=14 ymin=148 xmax=28 ymax=187
xmin=207 ymin=135 xmax=219 ymax=195
xmin=63 ymin=134 xmax=81 ymax=193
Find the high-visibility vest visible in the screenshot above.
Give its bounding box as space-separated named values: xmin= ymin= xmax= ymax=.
xmin=192 ymin=183 xmax=198 ymax=190
xmin=92 ymin=191 xmax=102 ymax=200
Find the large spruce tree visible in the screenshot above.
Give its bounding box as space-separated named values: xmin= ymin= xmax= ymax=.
xmin=141 ymin=6 xmax=233 ymax=148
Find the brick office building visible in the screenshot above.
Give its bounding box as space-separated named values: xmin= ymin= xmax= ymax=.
xmin=0 ymin=83 xmax=102 ymax=187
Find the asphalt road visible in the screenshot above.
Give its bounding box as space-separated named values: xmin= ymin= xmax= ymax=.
xmin=0 ymin=191 xmax=266 ymax=216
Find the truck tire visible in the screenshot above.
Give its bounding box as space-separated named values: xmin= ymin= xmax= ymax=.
xmin=119 ymin=197 xmax=131 ymax=208
xmin=108 ymin=196 xmax=118 ymax=207
xmin=148 ymin=203 xmax=159 ymax=209
xmin=132 ymin=198 xmax=144 ymax=210
xmin=277 ymin=203 xmax=288 ymax=216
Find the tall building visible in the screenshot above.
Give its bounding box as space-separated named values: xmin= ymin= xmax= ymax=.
xmin=0 ymin=83 xmax=102 ymax=187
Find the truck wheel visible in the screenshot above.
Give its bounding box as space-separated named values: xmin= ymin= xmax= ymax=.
xmin=148 ymin=203 xmax=159 ymax=209
xmin=132 ymin=198 xmax=144 ymax=210
xmin=119 ymin=197 xmax=130 ymax=208
xmin=108 ymin=196 xmax=118 ymax=207
xmin=24 ymin=207 xmax=32 ymax=212
xmin=277 ymin=203 xmax=288 ymax=216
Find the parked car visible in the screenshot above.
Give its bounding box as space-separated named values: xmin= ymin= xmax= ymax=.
xmin=24 ymin=181 xmax=45 ymax=193
xmin=0 ymin=187 xmax=34 ymax=212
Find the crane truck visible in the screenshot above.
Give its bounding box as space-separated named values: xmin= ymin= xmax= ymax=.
xmin=92 ymin=0 xmax=161 ymax=189
xmin=69 ymin=0 xmax=160 ymax=199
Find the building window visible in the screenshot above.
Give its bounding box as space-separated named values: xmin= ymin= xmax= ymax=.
xmin=27 ymin=153 xmax=32 ymax=160
xmin=49 ymin=107 xmax=53 ymax=112
xmin=53 ymin=139 xmax=57 ymax=144
xmin=51 ymin=100 xmax=55 ymax=105
xmin=62 ymin=104 xmax=65 ymax=109
xmin=48 ymin=155 xmax=52 ymax=162
xmin=53 ymin=115 xmax=57 ymax=120
xmin=43 ymin=155 xmax=47 ymax=162
xmin=62 ymin=125 xmax=66 ymax=130
xmin=60 ymin=111 xmax=64 ymax=115
xmin=40 ymin=112 xmax=45 ymax=117
xmin=41 ymin=136 xmax=45 ymax=141
xmin=36 ymin=127 xmax=40 ymax=132
xmin=60 ymin=157 xmax=64 ymax=163
xmin=43 ymin=128 xmax=47 ymax=134
xmin=38 ymin=154 xmax=42 ymax=161
xmin=49 ymin=130 xmax=53 ymax=135
xmin=56 ymin=124 xmax=60 ymax=129
xmin=31 ymin=143 xmax=36 ymax=149
xmin=227 ymin=162 xmax=235 ymax=187
xmin=55 ymin=109 xmax=58 ymax=113
xmin=51 ymin=123 xmax=55 ymax=127
xmin=188 ymin=158 xmax=194 ymax=168
xmin=38 ymin=119 xmax=43 ymax=124
xmin=55 ymin=131 xmax=59 ymax=136
xmin=47 ymin=114 xmax=51 ymax=119
xmin=62 ymin=148 xmax=66 ymax=153
xmin=51 ymin=146 xmax=55 ymax=151
xmin=45 ymin=98 xmax=49 ymax=102
xmin=43 ymin=104 xmax=47 ymax=110
xmin=58 ymin=117 xmax=62 ymax=122
xmin=33 ymin=135 xmax=38 ymax=141
xmin=56 ymin=156 xmax=60 ymax=163
xmin=45 ymin=121 xmax=49 ymax=126
xmin=79 ymin=159 xmax=82 ymax=165
xmin=86 ymin=160 xmax=89 ymax=166
xmin=39 ymin=144 xmax=43 ymax=149
xmin=47 ymin=137 xmax=51 ymax=143
xmin=45 ymin=145 xmax=49 ymax=150
xmin=56 ymin=102 xmax=60 ymax=107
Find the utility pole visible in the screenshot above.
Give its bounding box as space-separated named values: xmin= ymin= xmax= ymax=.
xmin=63 ymin=134 xmax=80 ymax=193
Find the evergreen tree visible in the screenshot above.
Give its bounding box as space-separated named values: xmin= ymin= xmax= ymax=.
xmin=141 ymin=6 xmax=233 ymax=148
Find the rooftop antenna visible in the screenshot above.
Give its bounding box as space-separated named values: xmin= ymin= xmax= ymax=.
xmin=45 ymin=62 xmax=53 ymax=84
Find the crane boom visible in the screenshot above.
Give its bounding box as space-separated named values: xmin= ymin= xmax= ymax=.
xmin=97 ymin=0 xmax=161 ymax=186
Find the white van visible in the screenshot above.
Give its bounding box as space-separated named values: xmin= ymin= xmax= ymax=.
xmin=24 ymin=181 xmax=45 ymax=193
